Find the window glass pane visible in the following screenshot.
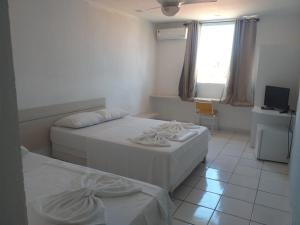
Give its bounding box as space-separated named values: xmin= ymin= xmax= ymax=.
xmin=196 ymin=22 xmax=235 ymax=84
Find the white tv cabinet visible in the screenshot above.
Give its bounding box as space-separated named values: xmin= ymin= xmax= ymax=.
xmin=250 ymin=106 xmax=293 ymax=148
xmin=255 ymin=124 xmax=291 ymax=163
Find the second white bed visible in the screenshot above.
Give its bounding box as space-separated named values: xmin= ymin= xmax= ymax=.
xmin=23 ymin=151 xmax=171 ymax=225
xmin=51 ymin=116 xmax=209 ymax=191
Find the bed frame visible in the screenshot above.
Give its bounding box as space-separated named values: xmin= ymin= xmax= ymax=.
xmin=18 ymin=98 xmax=106 ymax=156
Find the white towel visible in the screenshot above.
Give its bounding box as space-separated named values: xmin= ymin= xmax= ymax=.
xmin=157 ymin=121 xmax=185 ymax=134
xmin=155 ymin=121 xmax=199 ymax=142
xmin=79 ymin=173 xmax=142 ymax=198
xmin=157 ymin=121 xmax=201 ymax=132
xmin=31 ymin=173 xmax=142 ymax=225
xmin=181 ymin=122 xmax=202 ymax=129
xmin=129 ymin=130 xmax=171 ymax=147
xmin=129 ymin=121 xmax=200 ymax=146
xmin=166 ymin=130 xmax=198 ymax=142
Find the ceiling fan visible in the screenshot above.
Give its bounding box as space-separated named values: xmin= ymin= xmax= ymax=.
xmin=136 ymin=0 xmax=217 ymax=17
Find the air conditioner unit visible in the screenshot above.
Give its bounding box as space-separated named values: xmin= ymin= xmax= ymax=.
xmin=157 ymin=27 xmax=187 ymax=40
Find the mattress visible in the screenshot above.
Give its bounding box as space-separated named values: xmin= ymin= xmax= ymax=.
xmin=23 ymin=152 xmax=171 ymax=225
xmin=51 ymin=116 xmax=209 ymax=191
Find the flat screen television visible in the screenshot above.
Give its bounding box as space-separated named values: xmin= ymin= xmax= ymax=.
xmin=264 ymin=85 xmax=290 ymax=110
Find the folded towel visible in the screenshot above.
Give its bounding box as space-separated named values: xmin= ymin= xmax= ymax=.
xmin=31 ymin=173 xmax=142 ymax=225
xmin=155 ymin=121 xmax=200 ymax=142
xmin=181 ymin=122 xmax=202 ymax=129
xmin=80 ymin=173 xmax=142 ymax=198
xmin=157 ymin=121 xmax=185 ymax=134
xmin=166 ymin=130 xmax=198 ymax=142
xmin=157 ymin=121 xmax=201 ymax=132
xmin=31 ymin=188 xmax=106 ymax=225
xmin=129 ymin=131 xmax=171 ymax=147
xmin=129 ymin=121 xmax=201 ymax=146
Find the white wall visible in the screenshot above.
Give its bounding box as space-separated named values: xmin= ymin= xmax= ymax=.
xmin=9 ymin=0 xmax=156 ymax=114
xmin=151 ymin=96 xmax=252 ymax=131
xmin=153 ymin=23 xmax=252 ymax=131
xmin=290 ymin=89 xmax=300 ymax=225
xmin=153 ymin=14 xmax=300 ymax=131
xmin=155 ymin=22 xmax=187 ymax=96
xmin=254 ymin=14 xmax=300 ymax=110
xmin=155 ymin=39 xmax=186 ymax=96
xmin=0 ymin=0 xmax=28 ymax=224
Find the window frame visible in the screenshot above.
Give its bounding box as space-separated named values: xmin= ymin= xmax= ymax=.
xmin=195 ymin=21 xmax=235 ymax=100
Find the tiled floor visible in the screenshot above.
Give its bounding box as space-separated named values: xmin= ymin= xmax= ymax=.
xmin=172 ymin=131 xmax=291 ymax=225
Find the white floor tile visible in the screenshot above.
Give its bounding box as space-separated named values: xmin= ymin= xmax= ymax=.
xmin=205 ymin=158 xmax=216 ymax=166
xmin=189 ymin=131 xmax=293 ymax=225
xmin=210 ymin=155 xmax=239 ymax=172
xmin=213 ymin=154 xmax=239 ymax=162
xmin=261 ymin=170 xmax=289 ymax=181
xmin=252 ymin=204 xmax=291 ymax=225
xmin=234 ymin=165 xmax=261 ymax=178
xmin=216 ymin=196 xmax=253 ymax=219
xmin=183 ymin=174 xmax=202 ymax=188
xmin=223 ymin=184 xmax=257 ymax=203
xmin=209 ymin=140 xmax=228 ymax=152
xmin=217 ymin=152 xmax=241 ymax=159
xmin=259 ymin=171 xmax=289 ymax=196
xmin=238 ymin=158 xmax=263 ymax=169
xmin=202 ymin=168 xmax=232 ymax=182
xmin=173 ymin=219 xmax=192 ymax=225
xmin=207 ymin=150 xmax=221 ymax=160
xmin=222 ymin=141 xmax=246 ymax=155
xmin=191 ymin=163 xmax=207 ymax=177
xmin=208 ymin=142 xmax=224 ymax=153
xmin=172 ymin=199 xmax=183 ymax=214
xmin=243 ymin=143 xmax=255 ymax=152
xmin=262 ymin=161 xmax=289 ymax=175
xmin=229 ymin=174 xmax=259 ymax=189
xmin=255 ymin=191 xmax=291 ymax=212
xmin=258 ymin=179 xmax=289 ymax=196
xmin=174 ymin=185 xmax=193 ymax=200
xmin=241 ymin=150 xmax=256 ymax=160
xmin=174 ymin=202 xmax=214 ymax=225
xmin=206 ymin=154 xmax=220 ymax=165
xmin=212 ymin=131 xmax=234 ymax=140
xmin=221 ymin=140 xmax=247 ymax=157
xmin=209 ymin=211 xmax=249 ymax=225
xmin=196 ymin=178 xmax=227 ymax=195
xmin=185 ymin=189 xmax=221 ymax=209
xmin=231 ymin=133 xmax=249 ymax=141
xmin=221 ymin=148 xmax=244 ymax=157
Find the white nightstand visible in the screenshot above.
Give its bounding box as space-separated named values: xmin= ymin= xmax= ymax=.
xmin=255 ymin=124 xmax=291 ymax=163
xmin=250 ymin=106 xmax=294 ymax=147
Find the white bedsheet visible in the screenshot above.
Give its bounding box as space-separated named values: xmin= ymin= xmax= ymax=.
xmin=51 ymin=116 xmax=209 ymax=191
xmin=23 ymin=152 xmax=171 ymax=225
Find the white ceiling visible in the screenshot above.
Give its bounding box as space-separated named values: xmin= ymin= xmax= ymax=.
xmin=89 ymin=0 xmax=300 ymax=23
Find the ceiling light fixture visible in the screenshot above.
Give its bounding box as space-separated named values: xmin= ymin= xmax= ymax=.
xmin=136 ymin=0 xmax=217 ymax=17
xmin=161 ymin=5 xmax=180 ymax=16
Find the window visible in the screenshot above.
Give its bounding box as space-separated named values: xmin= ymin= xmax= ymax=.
xmin=196 ymin=22 xmax=235 ymax=99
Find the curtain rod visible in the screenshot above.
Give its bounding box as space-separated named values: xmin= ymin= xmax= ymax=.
xmin=183 ymin=17 xmax=259 ymax=26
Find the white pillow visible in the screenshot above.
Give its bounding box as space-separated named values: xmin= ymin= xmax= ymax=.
xmin=21 ymin=146 xmax=29 ymax=157
xmin=95 ymin=108 xmax=129 ymax=121
xmin=54 ymin=112 xmax=104 ymax=129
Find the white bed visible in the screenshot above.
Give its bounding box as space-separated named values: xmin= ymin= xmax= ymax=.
xmin=51 ymin=116 xmax=209 ymax=191
xmin=23 ymin=151 xmax=171 ymax=225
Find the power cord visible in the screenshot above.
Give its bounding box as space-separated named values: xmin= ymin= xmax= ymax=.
xmin=287 ymin=110 xmax=296 ymax=159
xmin=219 ymin=86 xmax=225 ymax=104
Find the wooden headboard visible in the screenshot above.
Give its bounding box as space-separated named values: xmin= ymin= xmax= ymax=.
xmin=18 ymin=98 xmax=106 ymax=156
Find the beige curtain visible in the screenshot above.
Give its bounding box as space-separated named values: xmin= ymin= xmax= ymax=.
xmin=178 ymin=21 xmax=199 ymax=101
xmin=223 ymin=18 xmax=258 ymax=106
